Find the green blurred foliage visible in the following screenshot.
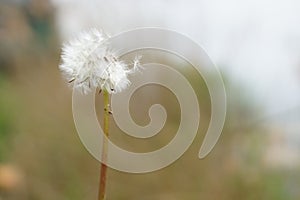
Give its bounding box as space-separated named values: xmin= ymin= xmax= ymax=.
xmin=0 ymin=75 xmax=16 ymax=161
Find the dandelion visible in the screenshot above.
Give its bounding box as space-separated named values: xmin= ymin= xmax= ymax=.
xmin=59 ymin=28 xmax=141 ymax=94
xmin=59 ymin=28 xmax=141 ymax=200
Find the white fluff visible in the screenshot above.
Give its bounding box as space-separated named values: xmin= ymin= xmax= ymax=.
xmin=59 ymin=28 xmax=141 ymax=94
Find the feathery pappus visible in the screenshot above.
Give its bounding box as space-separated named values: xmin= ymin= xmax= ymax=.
xmin=59 ymin=28 xmax=141 ymax=94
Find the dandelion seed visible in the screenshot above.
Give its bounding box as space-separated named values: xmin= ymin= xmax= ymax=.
xmin=59 ymin=28 xmax=141 ymax=94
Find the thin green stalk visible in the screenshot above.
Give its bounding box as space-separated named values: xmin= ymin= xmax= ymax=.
xmin=98 ymin=89 xmax=110 ymax=200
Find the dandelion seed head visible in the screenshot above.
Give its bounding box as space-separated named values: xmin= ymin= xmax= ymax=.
xmin=59 ymin=28 xmax=141 ymax=94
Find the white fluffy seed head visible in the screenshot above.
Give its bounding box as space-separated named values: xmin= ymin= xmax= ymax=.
xmin=59 ymin=28 xmax=141 ymax=94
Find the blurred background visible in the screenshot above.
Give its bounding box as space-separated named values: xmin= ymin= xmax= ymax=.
xmin=0 ymin=0 xmax=300 ymax=199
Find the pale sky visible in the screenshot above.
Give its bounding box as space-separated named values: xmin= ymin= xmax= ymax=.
xmin=51 ymin=0 xmax=300 ymax=120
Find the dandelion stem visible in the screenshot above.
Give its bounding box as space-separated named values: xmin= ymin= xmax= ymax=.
xmin=98 ymin=89 xmax=110 ymax=200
